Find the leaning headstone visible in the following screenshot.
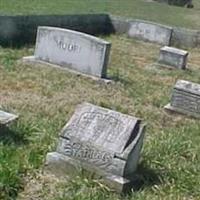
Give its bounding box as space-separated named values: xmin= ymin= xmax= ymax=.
xmin=165 ymin=80 xmax=200 ymax=118
xmin=158 ymin=46 xmax=188 ymax=69
xmin=0 ymin=110 xmax=18 ymax=125
xmin=128 ymin=20 xmax=172 ymax=45
xmin=23 ymin=26 xmax=111 ymax=79
xmin=45 ymin=102 xmax=146 ymax=192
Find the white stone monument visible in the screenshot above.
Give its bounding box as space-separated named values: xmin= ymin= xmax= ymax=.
xmin=23 ymin=26 xmax=111 ymax=79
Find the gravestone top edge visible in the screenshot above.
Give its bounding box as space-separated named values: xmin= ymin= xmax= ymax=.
xmin=161 ymin=46 xmax=188 ymax=56
xmin=37 ymin=26 xmax=111 ymax=45
xmin=174 ymin=80 xmax=200 ymax=96
xmin=59 ymin=102 xmax=141 ymax=154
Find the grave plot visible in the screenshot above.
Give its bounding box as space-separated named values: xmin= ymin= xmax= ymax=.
xmin=1 ymin=33 xmax=200 ymax=199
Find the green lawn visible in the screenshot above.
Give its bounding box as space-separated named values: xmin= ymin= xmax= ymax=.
xmin=0 ymin=0 xmax=200 ymax=29
xmin=1 ymin=1 xmax=200 ymax=199
xmin=0 ymin=36 xmax=200 ymax=199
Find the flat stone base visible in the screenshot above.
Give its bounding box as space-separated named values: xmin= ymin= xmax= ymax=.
xmin=21 ymin=56 xmax=112 ymax=84
xmin=45 ymin=152 xmax=133 ymax=193
xmin=155 ymin=62 xmax=187 ymax=70
xmin=0 ymin=110 xmax=18 ymax=125
xmin=164 ymin=103 xmax=200 ymax=119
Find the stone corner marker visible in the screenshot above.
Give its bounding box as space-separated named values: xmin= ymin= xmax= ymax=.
xmin=45 ymin=102 xmax=146 ymax=193
xmin=23 ymin=26 xmax=111 ymax=78
xmin=128 ymin=20 xmax=172 ymax=45
xmin=158 ymin=46 xmax=189 ymax=69
xmin=165 ymin=80 xmax=200 ymax=118
xmin=0 ymin=110 xmax=18 ymax=125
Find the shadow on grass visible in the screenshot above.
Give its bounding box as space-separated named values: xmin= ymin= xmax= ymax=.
xmin=0 ymin=124 xmax=29 ymax=145
xmin=109 ymin=74 xmax=133 ymax=86
xmin=130 ymin=161 xmax=162 ymax=192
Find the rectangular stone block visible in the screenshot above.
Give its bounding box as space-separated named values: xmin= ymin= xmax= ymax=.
xmin=0 ymin=110 xmax=18 ymax=125
xmin=23 ymin=26 xmax=111 ymax=78
xmin=45 ymin=102 xmax=146 ymax=192
xmin=158 ymin=46 xmax=188 ymax=69
xmin=165 ymin=80 xmax=200 ymax=118
xmin=128 ymin=20 xmax=172 ymax=45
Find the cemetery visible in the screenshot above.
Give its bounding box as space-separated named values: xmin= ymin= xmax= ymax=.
xmin=0 ymin=0 xmax=200 ymax=199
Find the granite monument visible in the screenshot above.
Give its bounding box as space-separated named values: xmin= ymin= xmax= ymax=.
xmin=45 ymin=102 xmax=146 ymax=192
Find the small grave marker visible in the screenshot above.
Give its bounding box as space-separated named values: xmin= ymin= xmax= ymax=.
xmin=45 ymin=102 xmax=146 ymax=192
xmin=158 ymin=46 xmax=188 ymax=69
xmin=0 ymin=110 xmax=18 ymax=125
xmin=23 ymin=26 xmax=111 ymax=79
xmin=165 ymin=80 xmax=200 ymax=118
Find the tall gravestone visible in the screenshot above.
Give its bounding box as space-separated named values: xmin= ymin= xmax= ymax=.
xmin=165 ymin=80 xmax=200 ymax=118
xmin=45 ymin=103 xmax=146 ymax=192
xmin=23 ymin=26 xmax=111 ymax=79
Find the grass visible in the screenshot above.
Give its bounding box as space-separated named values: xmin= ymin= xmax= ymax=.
xmin=0 ymin=35 xmax=200 ymax=199
xmin=1 ymin=0 xmax=200 ymax=29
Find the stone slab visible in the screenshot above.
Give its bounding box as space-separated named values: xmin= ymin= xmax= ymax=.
xmin=158 ymin=46 xmax=188 ymax=69
xmin=45 ymin=152 xmax=132 ymax=193
xmin=165 ymin=80 xmax=200 ymax=118
xmin=22 ymin=56 xmax=112 ymax=84
xmin=128 ymin=20 xmax=172 ymax=45
xmin=0 ymin=110 xmax=18 ymax=125
xmin=59 ymin=102 xmax=141 ymax=154
xmin=45 ymin=102 xmax=146 ymax=192
xmin=26 ymin=26 xmax=111 ymax=78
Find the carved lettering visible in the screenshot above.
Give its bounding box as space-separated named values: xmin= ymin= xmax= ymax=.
xmin=61 ymin=137 xmax=113 ymax=167
xmin=53 ymin=36 xmax=81 ymax=53
xmin=64 ymin=112 xmax=125 ymax=143
xmin=172 ymin=90 xmax=200 ymax=113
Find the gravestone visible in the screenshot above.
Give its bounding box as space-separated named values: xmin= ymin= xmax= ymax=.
xmin=0 ymin=110 xmax=18 ymax=125
xmin=128 ymin=20 xmax=172 ymax=45
xmin=45 ymin=102 xmax=146 ymax=192
xmin=158 ymin=46 xmax=188 ymax=69
xmin=165 ymin=80 xmax=200 ymax=118
xmin=23 ymin=26 xmax=111 ymax=79
xmin=154 ymin=0 xmax=193 ymax=7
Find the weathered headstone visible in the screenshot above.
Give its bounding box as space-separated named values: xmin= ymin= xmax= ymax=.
xmin=158 ymin=46 xmax=188 ymax=69
xmin=154 ymin=0 xmax=193 ymax=7
xmin=165 ymin=80 xmax=200 ymax=118
xmin=0 ymin=110 xmax=18 ymax=125
xmin=128 ymin=20 xmax=172 ymax=45
xmin=45 ymin=102 xmax=146 ymax=192
xmin=23 ymin=26 xmax=111 ymax=78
